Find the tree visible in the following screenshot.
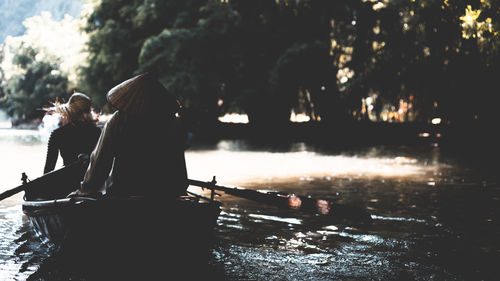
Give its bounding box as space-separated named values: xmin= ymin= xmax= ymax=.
xmin=2 ymin=46 xmax=68 ymax=119
xmin=79 ymin=0 xmax=144 ymax=109
xmin=346 ymin=0 xmax=500 ymax=125
xmin=137 ymin=1 xmax=228 ymax=128
xmin=80 ymin=0 xmax=500 ymax=129
xmin=80 ymin=0 xmax=211 ymax=110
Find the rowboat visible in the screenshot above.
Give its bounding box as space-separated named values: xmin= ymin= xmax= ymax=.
xmin=17 ymin=161 xmax=369 ymax=250
xmin=14 ymin=160 xmax=222 ymax=278
xmin=22 ymin=193 xmax=222 ymax=247
xmin=19 ymin=159 xmax=220 ymax=244
xmin=23 ymin=192 xmax=221 ymax=278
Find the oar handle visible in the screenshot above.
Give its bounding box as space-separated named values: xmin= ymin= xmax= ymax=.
xmin=0 ymin=157 xmax=88 ymax=202
xmin=0 ymin=185 xmax=25 ymax=201
xmin=188 ymin=178 xmax=295 ymax=206
xmin=188 ymin=178 xmax=235 ymax=193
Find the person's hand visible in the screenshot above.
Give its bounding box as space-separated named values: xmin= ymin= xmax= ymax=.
xmin=66 ymin=189 xmax=84 ymax=198
xmin=67 ymin=189 xmax=103 ymax=198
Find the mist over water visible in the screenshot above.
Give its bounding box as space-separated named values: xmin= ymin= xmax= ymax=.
xmin=0 ymin=128 xmax=499 ymax=280
xmin=0 ymin=110 xmax=12 ymax=129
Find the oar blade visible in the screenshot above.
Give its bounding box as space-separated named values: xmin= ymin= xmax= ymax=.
xmin=188 ymin=178 xmax=372 ymax=225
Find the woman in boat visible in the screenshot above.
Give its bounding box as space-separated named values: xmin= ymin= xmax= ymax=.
xmin=68 ymin=72 xmax=188 ymax=198
xmin=43 ymin=92 xmax=102 ymax=174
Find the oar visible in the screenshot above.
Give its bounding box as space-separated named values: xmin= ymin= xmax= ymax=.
xmin=0 ymin=158 xmax=88 ymax=201
xmin=188 ymin=177 xmax=372 ymax=225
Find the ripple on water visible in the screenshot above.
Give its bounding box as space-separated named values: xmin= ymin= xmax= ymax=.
xmin=371 ymin=214 xmax=427 ymax=223
xmin=0 ymin=207 xmax=29 ymax=280
xmin=248 ymin=213 xmax=302 ymax=225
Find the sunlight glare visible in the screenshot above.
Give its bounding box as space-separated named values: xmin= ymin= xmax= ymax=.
xmin=290 ymin=111 xmax=311 ymax=123
xmin=431 ymin=118 xmax=442 ymax=125
xmin=218 ymin=113 xmax=249 ymax=124
xmin=1 ymin=9 xmax=91 ymax=85
xmin=460 ymin=5 xmax=481 ymax=28
xmin=186 ymin=148 xmax=442 ymax=185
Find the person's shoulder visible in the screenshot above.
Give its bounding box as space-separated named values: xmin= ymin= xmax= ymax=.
xmin=107 ymin=111 xmax=121 ymax=124
xmin=101 ymin=111 xmax=122 ymax=131
xmin=88 ymin=122 xmax=102 ymax=134
xmin=51 ymin=123 xmax=68 ymax=134
xmin=85 ymin=121 xmax=101 ymax=129
xmin=80 ymin=121 xmax=102 ymax=135
xmin=47 ymin=123 xmax=68 ymax=142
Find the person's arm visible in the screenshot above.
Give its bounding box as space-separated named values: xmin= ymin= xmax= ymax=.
xmin=43 ymin=130 xmax=59 ymax=174
xmin=69 ymin=112 xmax=119 ymax=196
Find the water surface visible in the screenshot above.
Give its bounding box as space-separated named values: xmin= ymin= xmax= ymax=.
xmin=0 ymin=128 xmax=499 ymax=280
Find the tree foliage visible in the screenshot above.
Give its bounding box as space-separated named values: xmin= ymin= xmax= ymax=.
xmin=2 ymin=0 xmax=499 ymax=129
xmin=1 ymin=46 xmax=68 ymax=119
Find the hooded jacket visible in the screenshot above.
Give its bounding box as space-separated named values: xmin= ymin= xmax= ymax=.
xmin=77 ymin=73 xmax=188 ymax=197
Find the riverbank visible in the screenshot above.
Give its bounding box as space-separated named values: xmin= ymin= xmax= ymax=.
xmin=10 ymin=117 xmax=499 ymax=163
xmin=8 ymin=118 xmax=41 ymax=130
xmin=190 ymin=120 xmax=500 ymax=175
xmin=204 ymin=120 xmax=441 ymax=145
xmin=10 ymin=117 xmax=439 ymax=144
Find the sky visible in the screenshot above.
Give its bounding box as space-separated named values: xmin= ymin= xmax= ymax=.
xmin=0 ymin=0 xmax=83 ymax=43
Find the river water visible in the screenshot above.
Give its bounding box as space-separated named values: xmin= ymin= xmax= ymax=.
xmin=0 ymin=128 xmax=499 ymax=280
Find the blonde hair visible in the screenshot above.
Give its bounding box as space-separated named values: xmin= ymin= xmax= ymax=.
xmin=45 ymin=92 xmax=96 ymax=124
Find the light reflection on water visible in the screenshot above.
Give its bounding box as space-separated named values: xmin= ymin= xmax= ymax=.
xmin=185 ymin=150 xmax=440 ymax=186
xmin=248 ymin=213 xmax=302 ymax=225
xmin=1 ymin=129 xmax=499 ymax=280
xmin=371 ymin=214 xmax=427 ymax=223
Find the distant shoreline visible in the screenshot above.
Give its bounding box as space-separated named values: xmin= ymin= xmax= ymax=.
xmin=8 ymin=118 xmax=498 ymax=153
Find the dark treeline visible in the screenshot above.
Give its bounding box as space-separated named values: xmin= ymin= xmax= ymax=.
xmin=1 ymin=0 xmax=500 ymax=142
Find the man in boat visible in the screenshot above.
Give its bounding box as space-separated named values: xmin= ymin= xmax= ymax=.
xmin=68 ymin=72 xmax=188 ymax=197
xmin=43 ymin=92 xmax=101 ymax=174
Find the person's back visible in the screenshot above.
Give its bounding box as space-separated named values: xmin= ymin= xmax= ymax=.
xmin=108 ymin=111 xmax=187 ymax=197
xmin=43 ymin=93 xmax=101 ymax=174
xmin=73 ymin=73 xmax=188 ymax=198
xmin=45 ymin=123 xmax=101 ymax=168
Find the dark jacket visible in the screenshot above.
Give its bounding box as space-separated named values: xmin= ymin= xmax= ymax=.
xmin=80 ymin=111 xmax=188 ymax=197
xmin=44 ymin=122 xmax=102 ymax=174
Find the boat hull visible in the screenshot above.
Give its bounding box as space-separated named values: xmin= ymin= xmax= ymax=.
xmin=23 ymin=195 xmax=221 ymax=254
xmin=23 ymin=195 xmax=222 ymax=278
